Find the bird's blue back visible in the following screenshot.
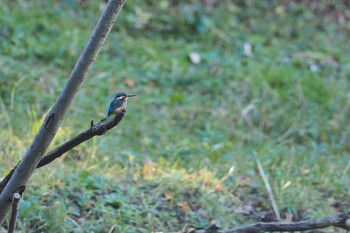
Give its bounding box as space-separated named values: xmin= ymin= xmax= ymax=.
xmin=106 ymin=97 xmax=124 ymax=118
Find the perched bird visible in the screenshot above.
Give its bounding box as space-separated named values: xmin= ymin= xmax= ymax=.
xmin=101 ymin=92 xmax=136 ymax=122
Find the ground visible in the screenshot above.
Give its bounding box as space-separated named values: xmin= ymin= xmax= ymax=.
xmin=0 ymin=1 xmax=349 ymax=232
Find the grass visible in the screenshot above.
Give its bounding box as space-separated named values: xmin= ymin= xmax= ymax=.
xmin=0 ymin=0 xmax=349 ymax=232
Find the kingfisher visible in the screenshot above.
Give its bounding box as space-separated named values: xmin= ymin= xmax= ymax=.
xmin=101 ymin=92 xmax=137 ymax=122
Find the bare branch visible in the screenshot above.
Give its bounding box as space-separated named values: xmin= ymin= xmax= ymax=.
xmin=0 ymin=0 xmax=127 ymax=223
xmin=7 ymin=193 xmax=21 ymax=233
xmin=38 ymin=113 xmax=125 ymax=168
xmin=0 ymin=112 xmax=125 ymax=195
xmin=188 ymin=213 xmax=350 ymax=233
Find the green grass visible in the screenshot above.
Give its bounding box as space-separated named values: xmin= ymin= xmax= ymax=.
xmin=0 ymin=0 xmax=349 ymax=232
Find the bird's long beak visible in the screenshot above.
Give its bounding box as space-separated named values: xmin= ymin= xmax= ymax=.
xmin=127 ymin=94 xmax=137 ymax=97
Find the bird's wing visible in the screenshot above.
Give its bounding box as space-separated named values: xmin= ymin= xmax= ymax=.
xmin=106 ymin=98 xmax=122 ymax=117
xmin=106 ymin=100 xmax=114 ymax=118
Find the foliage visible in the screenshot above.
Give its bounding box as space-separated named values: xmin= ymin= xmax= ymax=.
xmin=0 ymin=0 xmax=349 ymax=232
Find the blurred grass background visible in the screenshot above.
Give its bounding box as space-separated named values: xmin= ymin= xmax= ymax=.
xmin=0 ymin=0 xmax=349 ymax=232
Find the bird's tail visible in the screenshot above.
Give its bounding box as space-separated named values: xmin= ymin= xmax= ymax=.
xmin=100 ymin=114 xmax=109 ymax=122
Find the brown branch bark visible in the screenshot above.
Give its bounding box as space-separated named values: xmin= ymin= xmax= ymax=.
xmin=0 ymin=113 xmax=125 ymax=195
xmin=189 ymin=212 xmax=350 ymax=233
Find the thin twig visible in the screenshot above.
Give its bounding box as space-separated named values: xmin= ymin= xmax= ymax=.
xmin=8 ymin=193 xmax=21 ymax=233
xmin=108 ymin=225 xmax=117 ymax=233
xmin=340 ymin=160 xmax=350 ymax=181
xmin=65 ymin=216 xmax=83 ymax=232
xmin=256 ymin=159 xmax=281 ymax=221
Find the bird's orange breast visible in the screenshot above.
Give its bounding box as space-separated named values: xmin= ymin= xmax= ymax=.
xmin=113 ymin=101 xmax=127 ymax=114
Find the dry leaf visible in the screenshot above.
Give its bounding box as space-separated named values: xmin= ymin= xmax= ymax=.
xmin=124 ymin=77 xmax=136 ymax=87
xmin=189 ymin=52 xmax=201 ymax=64
xmin=142 ymin=161 xmax=158 ymax=178
xmin=177 ymin=202 xmax=191 ymax=211
xmin=243 ymin=42 xmax=252 ymax=56
xmin=214 ymin=184 xmax=223 ymax=191
xmin=164 ymin=193 xmax=172 ymax=201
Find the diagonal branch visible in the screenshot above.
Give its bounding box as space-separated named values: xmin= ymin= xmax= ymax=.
xmin=0 ymin=112 xmax=125 ymax=194
xmin=0 ymin=0 xmax=127 ymax=223
xmin=190 ymin=212 xmax=350 ymax=233
xmin=38 ymin=113 xmax=125 ymax=168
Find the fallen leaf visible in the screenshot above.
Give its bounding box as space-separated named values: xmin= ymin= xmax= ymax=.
xmin=189 ymin=52 xmax=201 ymax=64
xmin=164 ymin=193 xmax=172 ymax=201
xmin=243 ymin=42 xmax=252 ymax=56
xmin=142 ymin=161 xmax=158 ymax=178
xmin=177 ymin=202 xmax=191 ymax=211
xmin=281 ymin=181 xmax=291 ymax=190
xmin=214 ymin=184 xmax=223 ymax=191
xmin=241 ymin=103 xmax=255 ymax=127
xmin=124 ymin=77 xmax=136 ymax=87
